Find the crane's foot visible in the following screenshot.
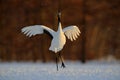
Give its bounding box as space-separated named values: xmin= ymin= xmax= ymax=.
xmin=61 ymin=62 xmax=66 ymax=68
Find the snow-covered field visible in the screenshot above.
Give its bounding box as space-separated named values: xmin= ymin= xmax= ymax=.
xmin=0 ymin=61 xmax=120 ymax=80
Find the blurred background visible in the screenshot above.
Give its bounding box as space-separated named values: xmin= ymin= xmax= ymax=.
xmin=0 ymin=0 xmax=120 ymax=62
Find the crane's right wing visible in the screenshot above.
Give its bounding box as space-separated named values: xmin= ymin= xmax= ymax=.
xmin=21 ymin=25 xmax=55 ymax=38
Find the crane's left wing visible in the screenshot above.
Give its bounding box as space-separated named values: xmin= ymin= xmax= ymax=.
xmin=21 ymin=25 xmax=55 ymax=38
xmin=63 ymin=26 xmax=81 ymax=41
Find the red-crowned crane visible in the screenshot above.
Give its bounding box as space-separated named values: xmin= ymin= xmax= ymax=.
xmin=21 ymin=12 xmax=81 ymax=71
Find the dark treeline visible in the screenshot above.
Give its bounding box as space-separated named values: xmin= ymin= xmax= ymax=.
xmin=0 ymin=0 xmax=120 ymax=62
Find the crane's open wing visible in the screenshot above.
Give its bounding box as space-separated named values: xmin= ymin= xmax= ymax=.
xmin=21 ymin=25 xmax=55 ymax=38
xmin=63 ymin=26 xmax=81 ymax=41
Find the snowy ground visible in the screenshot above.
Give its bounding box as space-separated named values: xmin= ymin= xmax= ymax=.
xmin=0 ymin=61 xmax=120 ymax=80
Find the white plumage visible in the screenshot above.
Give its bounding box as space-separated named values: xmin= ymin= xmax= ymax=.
xmin=21 ymin=12 xmax=81 ymax=70
xmin=21 ymin=22 xmax=80 ymax=53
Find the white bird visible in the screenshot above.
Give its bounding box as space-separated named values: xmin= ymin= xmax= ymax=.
xmin=21 ymin=12 xmax=81 ymax=70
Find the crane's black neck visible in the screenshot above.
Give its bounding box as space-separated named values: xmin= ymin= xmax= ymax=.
xmin=57 ymin=12 xmax=61 ymax=23
xmin=57 ymin=11 xmax=62 ymax=31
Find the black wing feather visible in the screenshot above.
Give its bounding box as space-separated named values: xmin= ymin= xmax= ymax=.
xmin=43 ymin=29 xmax=53 ymax=38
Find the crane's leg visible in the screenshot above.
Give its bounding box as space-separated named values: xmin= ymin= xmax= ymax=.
xmin=59 ymin=52 xmax=66 ymax=68
xmin=55 ymin=54 xmax=59 ymax=71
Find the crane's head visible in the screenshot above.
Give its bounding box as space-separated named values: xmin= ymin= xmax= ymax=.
xmin=58 ymin=12 xmax=61 ymax=17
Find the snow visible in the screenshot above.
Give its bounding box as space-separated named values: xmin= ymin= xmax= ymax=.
xmin=0 ymin=61 xmax=120 ymax=80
